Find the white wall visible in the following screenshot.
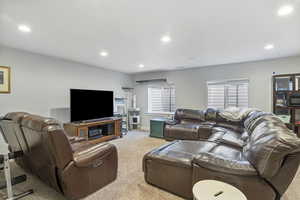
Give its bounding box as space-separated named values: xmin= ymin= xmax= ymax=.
xmin=1 ymin=44 xmax=300 ymax=132
xmin=133 ymin=56 xmax=300 ymax=129
xmin=0 ymin=45 xmax=133 ymax=122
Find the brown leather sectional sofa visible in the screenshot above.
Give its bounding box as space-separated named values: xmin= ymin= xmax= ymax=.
xmin=0 ymin=112 xmax=118 ymax=200
xmin=143 ymin=108 xmax=300 ymax=200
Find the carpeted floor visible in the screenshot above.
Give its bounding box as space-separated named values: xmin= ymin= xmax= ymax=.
xmin=1 ymin=131 xmax=300 ymax=200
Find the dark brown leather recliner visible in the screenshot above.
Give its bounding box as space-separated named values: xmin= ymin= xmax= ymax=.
xmin=143 ymin=108 xmax=300 ymax=200
xmin=164 ymin=109 xmax=215 ymax=141
xmin=0 ymin=112 xmax=118 ymax=200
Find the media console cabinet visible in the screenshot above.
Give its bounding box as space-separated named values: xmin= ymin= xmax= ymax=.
xmin=64 ymin=118 xmax=122 ymax=144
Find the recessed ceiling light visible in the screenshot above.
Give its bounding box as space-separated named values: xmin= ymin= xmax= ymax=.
xmin=264 ymin=44 xmax=275 ymax=50
xmin=99 ymin=51 xmax=109 ymax=57
xmin=278 ymin=5 xmax=294 ymax=16
xmin=139 ymin=64 xmax=145 ymax=68
xmin=18 ymin=25 xmax=31 ymax=33
xmin=161 ymin=35 xmax=171 ymax=43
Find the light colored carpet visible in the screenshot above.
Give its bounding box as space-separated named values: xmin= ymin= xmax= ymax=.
xmin=0 ymin=131 xmax=299 ymax=200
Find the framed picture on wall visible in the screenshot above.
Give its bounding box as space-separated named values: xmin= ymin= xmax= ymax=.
xmin=0 ymin=66 xmax=11 ymax=93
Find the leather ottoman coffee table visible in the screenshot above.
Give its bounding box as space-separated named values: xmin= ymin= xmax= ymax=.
xmin=143 ymin=140 xmax=217 ymax=199
xmin=193 ymin=180 xmax=247 ymax=200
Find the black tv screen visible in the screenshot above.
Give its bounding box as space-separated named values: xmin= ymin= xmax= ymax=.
xmin=70 ymin=89 xmax=113 ymax=122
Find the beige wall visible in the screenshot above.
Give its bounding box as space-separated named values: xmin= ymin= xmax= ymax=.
xmin=0 ymin=45 xmax=133 ymax=122
xmin=1 ymin=44 xmax=300 ymax=132
xmin=133 ymin=56 xmax=300 ymax=129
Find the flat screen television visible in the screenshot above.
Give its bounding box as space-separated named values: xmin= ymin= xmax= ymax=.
xmin=70 ymin=89 xmax=113 ymax=122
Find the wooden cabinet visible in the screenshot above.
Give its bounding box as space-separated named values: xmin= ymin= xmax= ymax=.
xmin=273 ymin=73 xmax=300 ymax=136
xmin=115 ymin=119 xmax=121 ymax=137
xmin=64 ymin=118 xmax=122 ymax=143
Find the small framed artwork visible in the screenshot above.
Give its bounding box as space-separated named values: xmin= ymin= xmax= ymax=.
xmin=0 ymin=66 xmax=11 ymax=93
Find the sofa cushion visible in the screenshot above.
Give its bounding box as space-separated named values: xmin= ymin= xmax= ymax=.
xmin=175 ymin=108 xmax=206 ymax=122
xmin=243 ymin=111 xmax=272 ymax=134
xmin=217 ymin=107 xmax=258 ymax=123
xmin=212 ymin=108 xmax=257 ymax=133
xmin=70 ymin=140 xmax=93 ymax=152
xmin=21 ymin=114 xmax=61 ymax=131
xmin=165 ymin=124 xmax=201 ymax=140
xmin=4 ymin=112 xmax=29 ymax=123
xmin=205 ymin=108 xmax=218 ymax=121
xmin=221 ymin=133 xmax=245 ymax=149
xmin=243 ymin=115 xmax=300 ymax=178
xmin=46 ymin=125 xmax=74 ymax=169
xmin=193 ymin=141 xmax=256 ymax=176
xmin=209 ymin=128 xmax=245 ymax=148
xmin=73 ymin=143 xmax=116 ymax=168
xmin=144 ymin=140 xmax=217 ymax=168
xmin=240 ymin=131 xmax=249 ymax=142
xmin=208 ymin=127 xmax=226 ymax=141
xmin=214 ymin=122 xmax=244 ymax=133
xmin=193 ymin=152 xmax=257 ymax=176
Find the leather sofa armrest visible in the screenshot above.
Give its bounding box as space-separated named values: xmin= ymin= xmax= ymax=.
xmin=198 ymin=124 xmax=214 ymax=139
xmin=143 ymin=141 xmax=178 ymax=171
xmin=165 ymin=120 xmax=178 ymax=125
xmin=193 ymin=152 xmax=257 ymax=176
xmin=73 ymin=143 xmax=116 ymax=168
xmin=200 ymin=121 xmax=216 ymax=126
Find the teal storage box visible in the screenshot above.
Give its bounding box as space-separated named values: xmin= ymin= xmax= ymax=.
xmin=150 ymin=118 xmax=169 ymax=138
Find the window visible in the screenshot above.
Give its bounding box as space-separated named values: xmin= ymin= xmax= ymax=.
xmin=148 ymin=85 xmax=176 ymax=113
xmin=207 ymin=79 xmax=249 ymax=109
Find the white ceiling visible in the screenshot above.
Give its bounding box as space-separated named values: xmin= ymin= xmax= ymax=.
xmin=0 ymin=0 xmax=299 ymax=74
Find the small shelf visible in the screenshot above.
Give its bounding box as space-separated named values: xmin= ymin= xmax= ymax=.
xmin=275 ymin=90 xmax=300 ymax=95
xmin=283 ymin=122 xmax=300 ymax=126
xmin=275 ymin=90 xmax=294 ymax=92
xmin=273 ymin=74 xmax=300 ymax=136
xmin=275 ymin=105 xmax=300 ymax=109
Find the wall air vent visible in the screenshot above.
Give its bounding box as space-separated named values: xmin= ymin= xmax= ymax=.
xmin=136 ymin=79 xmax=167 ymax=84
xmin=122 ymin=87 xmax=134 ymax=90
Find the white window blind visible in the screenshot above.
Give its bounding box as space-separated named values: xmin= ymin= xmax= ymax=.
xmin=148 ymin=86 xmax=176 ymax=113
xmin=207 ymin=79 xmax=249 ymax=109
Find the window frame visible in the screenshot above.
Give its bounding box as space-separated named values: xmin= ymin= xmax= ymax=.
xmin=207 ymin=78 xmax=249 ymax=109
xmin=147 ymin=85 xmax=176 ymax=114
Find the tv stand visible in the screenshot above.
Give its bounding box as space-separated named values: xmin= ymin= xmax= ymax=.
xmin=79 ymin=117 xmax=116 ymax=124
xmin=64 ymin=118 xmax=122 ymax=144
